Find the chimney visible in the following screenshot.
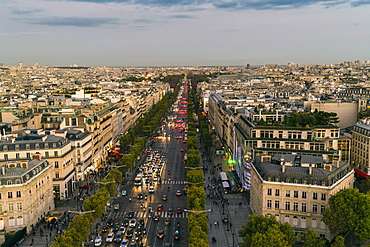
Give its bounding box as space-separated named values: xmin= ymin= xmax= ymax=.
xmin=309 ymin=165 xmax=313 ymax=175
xmin=282 ymin=164 xmax=286 ymax=173
xmin=41 ymin=135 xmax=47 ymax=141
xmin=11 ymin=137 xmax=15 ymax=143
xmin=1 ymin=166 xmax=5 ymax=175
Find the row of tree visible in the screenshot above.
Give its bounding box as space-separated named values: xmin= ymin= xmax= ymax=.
xmin=52 ymin=80 xmax=181 ymax=247
xmin=186 ymin=80 xmax=209 ymax=247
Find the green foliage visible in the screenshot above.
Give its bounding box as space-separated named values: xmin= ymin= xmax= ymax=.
xmin=249 ymin=224 xmax=291 ymax=247
xmin=301 ymin=229 xmax=326 ymax=247
xmin=330 ymin=236 xmax=346 ymax=247
xmin=187 ymin=170 xmax=204 ymax=184
xmin=187 ymin=186 xmax=205 ymax=210
xmin=282 ymin=110 xmax=339 ymax=127
xmin=360 ymin=177 xmax=370 ymax=194
xmin=239 ymin=214 xmax=297 ymax=247
xmin=323 ymin=188 xmax=370 ymax=243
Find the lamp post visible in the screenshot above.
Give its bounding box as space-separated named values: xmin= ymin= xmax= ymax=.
xmin=232 ymin=233 xmax=235 ymax=247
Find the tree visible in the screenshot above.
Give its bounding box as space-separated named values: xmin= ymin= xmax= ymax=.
xmin=250 ymin=224 xmax=291 ymax=247
xmin=360 ymin=177 xmax=370 ymax=193
xmin=330 ymin=236 xmax=345 ymax=247
xmin=301 ymin=229 xmax=326 ymax=247
xmin=323 ymin=188 xmax=370 ymax=244
xmin=239 ymin=214 xmax=296 ymax=247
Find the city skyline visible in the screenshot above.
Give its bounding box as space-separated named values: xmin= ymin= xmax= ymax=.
xmin=1 ymin=0 xmax=370 ymax=67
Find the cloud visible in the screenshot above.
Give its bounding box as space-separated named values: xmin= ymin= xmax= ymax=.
xmin=10 ymin=8 xmax=43 ymax=15
xmin=0 ymin=32 xmax=46 ymax=36
xmin=170 ymin=14 xmax=194 ymax=18
xmin=25 ymin=16 xmax=120 ymax=27
xmin=351 ymin=0 xmax=370 ymax=6
xmin=52 ymin=0 xmax=352 ymax=10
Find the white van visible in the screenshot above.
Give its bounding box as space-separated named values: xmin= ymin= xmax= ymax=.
xmin=149 ymin=186 xmax=154 ymax=193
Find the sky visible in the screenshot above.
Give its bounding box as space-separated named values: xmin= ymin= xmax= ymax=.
xmin=1 ymin=0 xmax=370 ymax=67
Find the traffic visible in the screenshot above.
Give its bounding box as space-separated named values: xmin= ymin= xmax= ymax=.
xmin=91 ymin=80 xmax=189 ymax=247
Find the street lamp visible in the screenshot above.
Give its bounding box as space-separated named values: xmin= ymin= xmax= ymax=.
xmin=184 ymin=209 xmax=212 ymax=214
xmin=68 ymin=210 xmax=95 ymax=214
xmin=184 ymin=166 xmax=203 ymax=170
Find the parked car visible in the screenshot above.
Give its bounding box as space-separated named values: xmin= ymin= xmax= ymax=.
xmin=105 ymin=232 xmax=114 ymax=243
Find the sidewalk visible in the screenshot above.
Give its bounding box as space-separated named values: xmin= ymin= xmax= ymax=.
xmin=199 ymin=133 xmax=250 ymax=247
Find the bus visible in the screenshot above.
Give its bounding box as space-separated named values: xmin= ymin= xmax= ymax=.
xmin=134 ymin=174 xmax=143 ymax=185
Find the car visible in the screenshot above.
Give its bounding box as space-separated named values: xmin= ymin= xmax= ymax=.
xmin=157 ymin=204 xmax=163 ymax=211
xmin=137 ymin=193 xmax=144 ymax=199
xmin=80 ymin=185 xmax=91 ymax=189
xmin=176 ymin=207 xmax=182 ymax=214
xmin=114 ymin=204 xmax=120 ymax=210
xmin=129 ymin=219 xmax=137 ymax=228
xmin=153 ymin=176 xmax=158 ymax=181
xmin=183 ymin=140 xmax=187 ymax=143
xmin=162 ymin=195 xmax=168 ymax=201
xmin=106 ymin=232 xmax=114 ymax=243
xmin=149 ymin=186 xmax=154 ymax=193
xmin=153 ymin=214 xmax=160 ymax=221
xmin=134 ymin=228 xmax=142 ymax=236
xmin=168 ymin=208 xmax=174 ymax=216
xmin=107 ymin=219 xmax=114 ymax=227
xmin=176 ymin=190 xmax=182 ymax=196
xmin=164 ymin=243 xmax=172 ymax=247
xmin=180 ymin=149 xmax=184 ymax=152
xmin=102 ymin=225 xmax=109 ymax=232
xmin=137 ymin=218 xmax=144 ymax=226
xmin=173 ymin=230 xmax=181 ymax=240
xmin=156 ymin=230 xmax=165 ymax=238
xmin=126 ymin=228 xmax=134 ymax=238
xmin=118 ymin=226 xmax=126 ymax=233
xmin=129 ymin=243 xmax=138 ymax=247
xmin=121 ymin=190 xmax=127 ymax=196
xmin=125 ymin=211 xmax=134 ymax=218
xmin=112 ymin=224 xmax=120 ymax=232
xmin=141 ymin=226 xmax=147 ymax=234
xmin=164 ymin=218 xmax=171 ymax=226
xmin=120 ymin=239 xmax=129 ymax=247
xmin=145 ymin=178 xmax=150 ymax=184
xmin=94 ymin=236 xmax=102 ymax=246
xmin=122 ymin=218 xmax=129 ymax=226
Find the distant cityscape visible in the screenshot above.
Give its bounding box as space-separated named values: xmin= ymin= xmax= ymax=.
xmin=0 ymin=59 xmax=370 ymax=244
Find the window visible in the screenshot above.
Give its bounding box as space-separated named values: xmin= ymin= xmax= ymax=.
xmin=320 ymin=220 xmax=326 ymax=229
xmin=17 ymin=216 xmax=23 ymax=225
xmin=275 ymin=201 xmax=280 ymax=209
xmin=55 ymin=172 xmax=59 ymax=179
xmin=26 ymin=153 xmax=30 ymax=159
xmin=284 ymin=215 xmax=290 ymax=223
xmin=55 ymin=162 xmax=59 ymax=168
xmin=286 ymin=190 xmax=290 ymax=197
xmin=285 ymin=202 xmax=290 ymax=210
xmin=0 ymin=193 xmax=1 ymax=199
xmin=4 ymin=154 xmax=8 ymax=161
xmin=293 ymin=216 xmax=298 ymax=226
xmin=0 ymin=204 xmax=2 ymax=213
xmin=294 ymin=191 xmax=298 ymax=198
xmin=312 ymin=218 xmax=317 ymax=228
xmin=321 ymin=193 xmax=326 ymax=201
xmin=301 ymin=217 xmax=307 ymax=228
xmin=312 ymin=204 xmax=318 ymax=213
xmin=275 ymin=189 xmax=280 ymax=196
xmin=8 ymin=217 xmax=15 ymax=226
xmin=302 ymin=203 xmax=307 ymax=212
xmin=267 ymin=200 xmax=272 ymax=208
xmin=313 ymin=192 xmax=318 ymax=200
xmin=16 ymin=202 xmax=22 ymax=211
xmin=3 ymin=145 xmax=8 ymax=151
xmin=293 ymin=202 xmax=298 ymax=211
xmin=8 ymin=192 xmax=12 ymax=199
xmin=54 ymin=151 xmax=58 ymax=157
xmin=16 ymin=191 xmax=21 ymax=197
xmin=45 ymin=152 xmax=49 ymax=158
xmin=321 ymin=205 xmax=326 ymax=213
xmin=26 ymin=144 xmax=30 ymax=150
xmin=15 ymin=145 xmax=20 ymax=151
xmin=8 ymin=203 xmax=14 ymax=212
xmin=45 ymin=143 xmax=49 ymax=149
xmin=302 ymin=191 xmax=307 ymax=199
xmin=16 ymin=153 xmax=20 ymax=159
xmin=267 ymin=188 xmax=272 ymax=195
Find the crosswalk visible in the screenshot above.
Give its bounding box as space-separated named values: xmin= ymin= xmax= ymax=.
xmin=107 ymin=211 xmax=188 ymax=219
xmin=127 ymin=180 xmax=186 ymax=185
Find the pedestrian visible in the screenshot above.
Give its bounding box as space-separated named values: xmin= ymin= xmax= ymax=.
xmin=214 ymin=221 xmax=217 ymax=226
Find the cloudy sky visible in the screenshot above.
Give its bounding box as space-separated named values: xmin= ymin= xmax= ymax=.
xmin=1 ymin=0 xmax=369 ymax=67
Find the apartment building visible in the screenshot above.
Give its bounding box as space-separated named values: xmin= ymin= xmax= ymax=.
xmin=250 ymin=154 xmax=354 ymax=241
xmin=0 ymin=129 xmax=75 ymax=200
xmin=351 ymin=123 xmax=370 ymax=178
xmin=0 ymin=159 xmax=54 ymax=239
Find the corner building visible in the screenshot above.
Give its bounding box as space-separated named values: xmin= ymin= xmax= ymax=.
xmin=250 ymin=154 xmax=354 ymax=240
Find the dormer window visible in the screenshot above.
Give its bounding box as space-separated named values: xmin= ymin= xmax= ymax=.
xmin=3 ymin=146 xmax=8 ymax=152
